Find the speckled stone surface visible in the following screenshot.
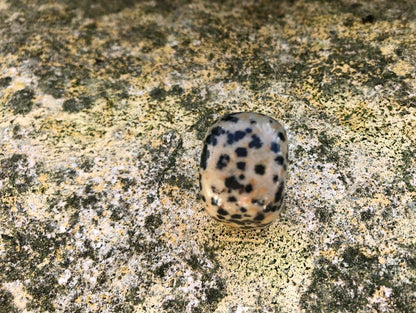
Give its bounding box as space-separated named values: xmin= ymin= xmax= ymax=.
xmin=0 ymin=0 xmax=415 ymax=312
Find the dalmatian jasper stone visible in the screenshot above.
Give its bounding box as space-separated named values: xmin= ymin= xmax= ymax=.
xmin=199 ymin=112 xmax=288 ymax=228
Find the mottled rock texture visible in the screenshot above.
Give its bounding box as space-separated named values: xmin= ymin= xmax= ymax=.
xmin=0 ymin=0 xmax=415 ymax=312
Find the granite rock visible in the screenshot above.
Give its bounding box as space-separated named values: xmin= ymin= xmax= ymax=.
xmin=0 ymin=0 xmax=415 ymax=312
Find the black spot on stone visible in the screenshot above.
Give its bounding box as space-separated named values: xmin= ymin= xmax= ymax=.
xmin=235 ymin=147 xmax=247 ymax=157
xmin=216 ymin=154 xmax=230 ymax=170
xmin=239 ymin=174 xmax=245 ymax=180
xmin=149 ymin=87 xmax=166 ymax=101
xmin=231 ymin=214 xmax=242 ymax=219
xmin=221 ymin=114 xmax=239 ymax=123
xmin=245 ymin=184 xmax=253 ymax=193
xmin=273 ymin=175 xmax=279 ymax=183
xmin=229 ymin=219 xmax=245 ymax=225
xmin=228 ymin=196 xmax=237 ymax=202
xmin=245 ymin=128 xmax=252 ymax=133
xmin=234 ymin=130 xmax=246 ymax=141
xmin=240 ymin=207 xmax=247 ymax=212
xmin=275 ymin=155 xmax=284 ymax=166
xmin=274 ymin=183 xmax=285 ymax=202
xmin=255 ymin=164 xmax=265 ymax=175
xmin=200 ymin=144 xmax=209 ymax=169
xmin=250 ymin=120 xmax=256 ymax=124
xmin=271 ymin=142 xmax=280 ymax=153
xmin=217 ymin=208 xmax=229 ymax=215
xmin=237 ymin=162 xmax=246 ymax=170
xmin=254 ymin=213 xmax=265 ymax=221
xmin=211 ymin=126 xmax=225 ymax=136
xmin=211 ymin=185 xmax=220 ymax=194
xmin=249 ymin=134 xmax=263 ymax=149
xmin=205 ymin=134 xmax=218 ymax=146
xmin=225 ymin=176 xmax=244 ymax=190
xmin=8 ymin=88 xmax=35 ymax=114
xmin=264 ymin=204 xmax=280 ymax=212
xmin=201 ymin=195 xmax=206 ymax=202
xmin=226 ymin=130 xmax=246 ymax=145
xmin=278 ymin=132 xmax=286 ymax=142
xmin=227 ymin=133 xmax=234 ymax=144
xmin=211 ymin=197 xmax=218 ymax=206
xmin=251 ymin=199 xmax=265 ymax=205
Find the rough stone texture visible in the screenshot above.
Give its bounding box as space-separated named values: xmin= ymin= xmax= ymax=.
xmin=0 ymin=0 xmax=415 ymax=312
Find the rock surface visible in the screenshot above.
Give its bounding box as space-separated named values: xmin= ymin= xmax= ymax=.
xmin=0 ymin=0 xmax=415 ymax=312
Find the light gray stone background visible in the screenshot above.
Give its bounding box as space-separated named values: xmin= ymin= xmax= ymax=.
xmin=0 ymin=0 xmax=415 ymax=312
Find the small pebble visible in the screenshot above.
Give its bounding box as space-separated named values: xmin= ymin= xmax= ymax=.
xmin=199 ymin=112 xmax=288 ymax=228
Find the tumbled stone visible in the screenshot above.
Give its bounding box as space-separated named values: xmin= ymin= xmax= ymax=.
xmin=199 ymin=112 xmax=288 ymax=228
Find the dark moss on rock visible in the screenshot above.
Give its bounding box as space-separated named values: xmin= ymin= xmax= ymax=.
xmin=0 ymin=289 xmax=18 ymax=313
xmin=34 ymin=65 xmax=75 ymax=99
xmin=119 ymin=177 xmax=137 ymax=192
xmin=186 ymin=254 xmax=201 ymax=270
xmin=162 ymin=298 xmax=188 ymax=313
xmin=301 ymin=245 xmax=416 ymax=312
xmin=179 ymin=86 xmax=211 ymax=112
xmin=149 ymin=87 xmax=167 ymax=101
xmin=7 ymin=88 xmax=35 ymax=114
xmin=154 ymin=261 xmax=172 ymax=278
xmin=0 ymin=76 xmax=12 ymax=89
xmin=144 ymin=214 xmax=163 ymax=232
xmin=0 ymin=154 xmax=37 ymax=196
xmin=26 ymin=272 xmax=59 ymax=312
xmin=66 ymin=0 xmax=138 ymax=17
xmin=315 ymin=206 xmax=334 ymax=224
xmin=62 ymin=96 xmax=93 ymax=112
xmin=122 ymin=22 xmax=167 ymax=50
xmin=0 ymin=220 xmax=70 ymax=312
xmin=169 ymin=84 xmax=184 ymax=96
